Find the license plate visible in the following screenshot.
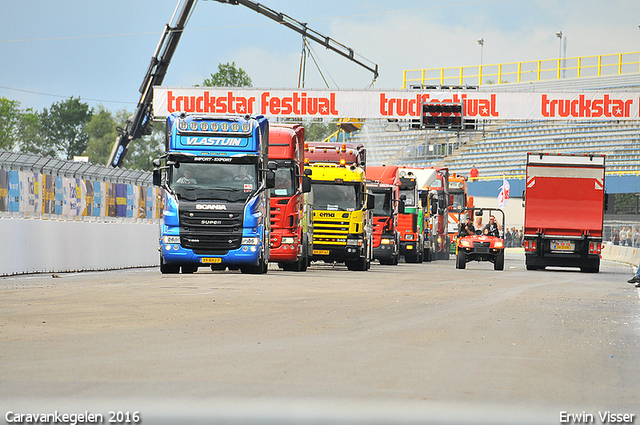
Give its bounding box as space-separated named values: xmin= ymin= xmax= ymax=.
xmin=201 ymin=257 xmax=222 ymax=264
xmin=313 ymin=249 xmax=330 ymax=255
xmin=551 ymin=241 xmax=574 ymax=252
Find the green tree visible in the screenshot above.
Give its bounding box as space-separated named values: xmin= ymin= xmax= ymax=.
xmin=84 ymin=105 xmax=120 ymax=165
xmin=0 ymin=97 xmax=22 ymax=150
xmin=202 ymin=62 xmax=252 ymax=87
xmin=123 ymin=122 xmax=165 ymax=171
xmin=16 ymin=108 xmax=53 ymax=157
xmin=304 ymin=120 xmax=336 ymax=142
xmin=41 ymin=97 xmax=92 ymax=160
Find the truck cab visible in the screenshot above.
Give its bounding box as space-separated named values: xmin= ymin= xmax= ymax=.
xmin=268 ymin=124 xmax=311 ymax=271
xmin=304 ymin=142 xmax=374 ymax=271
xmin=153 ymin=112 xmax=274 ymax=274
xmin=366 ymin=165 xmax=403 ymax=265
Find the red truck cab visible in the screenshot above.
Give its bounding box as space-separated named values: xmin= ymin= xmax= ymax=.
xmin=268 ymin=124 xmax=311 ymax=271
xmin=366 ymin=165 xmax=402 ymax=265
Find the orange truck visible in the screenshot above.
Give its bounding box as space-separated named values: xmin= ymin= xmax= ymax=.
xmin=366 ymin=165 xmax=403 ymax=265
xmin=523 ymin=152 xmax=606 ymax=273
xmin=447 ymin=172 xmax=473 ymax=254
xmin=268 ymin=124 xmax=312 ymax=271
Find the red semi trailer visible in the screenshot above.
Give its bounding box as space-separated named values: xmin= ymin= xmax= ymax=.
xmin=523 ymin=152 xmax=606 ymax=273
xmin=366 ymin=165 xmax=403 ymax=265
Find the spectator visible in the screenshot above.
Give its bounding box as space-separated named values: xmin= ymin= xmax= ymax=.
xmin=469 ymin=165 xmax=479 ymax=180
xmin=505 ymin=228 xmax=513 ymax=247
xmin=627 ymin=259 xmax=640 ymax=287
xmin=620 ymin=226 xmax=628 ymax=246
xmin=612 ymin=228 xmax=620 ymax=245
xmin=634 ymin=227 xmax=640 ymax=247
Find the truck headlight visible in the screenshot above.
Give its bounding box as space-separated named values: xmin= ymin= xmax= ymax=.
xmin=494 ymin=241 xmax=504 ymax=248
xmin=281 ymin=237 xmax=296 ymax=244
xmin=346 ymin=239 xmax=363 ymax=246
xmin=405 ymin=234 xmax=415 ymax=240
xmin=242 ymin=237 xmax=260 ymax=245
xmin=163 ymin=236 xmax=180 ymax=244
xmin=460 ymin=239 xmax=472 ymax=248
xmin=381 ymin=238 xmax=392 ymax=245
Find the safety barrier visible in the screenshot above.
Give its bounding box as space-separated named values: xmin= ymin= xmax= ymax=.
xmin=601 ymin=244 xmax=640 ymax=268
xmin=0 ymin=150 xmax=161 ymax=276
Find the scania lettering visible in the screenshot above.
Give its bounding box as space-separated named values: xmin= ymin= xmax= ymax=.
xmin=153 ymin=112 xmax=274 ymax=274
xmin=305 ymin=142 xmax=374 ymax=271
xmin=268 ymin=124 xmax=312 ymax=272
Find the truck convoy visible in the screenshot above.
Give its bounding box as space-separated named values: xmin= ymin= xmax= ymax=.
xmin=523 ymin=152 xmax=606 ymax=273
xmin=366 ymin=165 xmax=403 ymax=265
xmin=304 ymin=142 xmax=374 ymax=271
xmin=153 ymin=112 xmax=274 ymax=274
xmin=268 ymin=124 xmax=312 ymax=271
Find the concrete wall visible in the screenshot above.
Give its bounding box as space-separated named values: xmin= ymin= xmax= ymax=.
xmin=601 ymin=244 xmax=640 ymax=268
xmin=0 ymin=219 xmax=159 ymax=276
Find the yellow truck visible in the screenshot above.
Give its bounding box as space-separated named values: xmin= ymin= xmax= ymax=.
xmin=304 ymin=142 xmax=374 ymax=271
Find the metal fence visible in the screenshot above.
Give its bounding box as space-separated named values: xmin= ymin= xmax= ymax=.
xmin=0 ymin=150 xmax=159 ymax=222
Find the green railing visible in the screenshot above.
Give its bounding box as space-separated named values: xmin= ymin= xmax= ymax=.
xmin=402 ymin=51 xmax=640 ymax=89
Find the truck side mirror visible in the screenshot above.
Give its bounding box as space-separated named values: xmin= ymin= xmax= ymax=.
xmin=301 ymin=176 xmax=312 ymax=193
xmin=153 ymin=169 xmax=161 ymax=187
xmin=304 ymin=168 xmax=312 ymax=176
xmin=397 ymin=198 xmax=405 ymax=215
xmin=266 ymin=170 xmax=276 ymax=189
xmin=268 ymin=161 xmax=278 ymax=171
xmin=367 ymin=193 xmax=375 ymax=210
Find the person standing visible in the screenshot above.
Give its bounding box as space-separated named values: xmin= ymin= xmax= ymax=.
xmin=469 ymin=165 xmax=479 ymax=180
xmin=620 ymin=226 xmax=628 ymax=246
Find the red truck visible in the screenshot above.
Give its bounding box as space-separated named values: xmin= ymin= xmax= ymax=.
xmin=268 ymin=124 xmax=312 ymax=271
xmin=366 ymin=165 xmax=403 ymax=265
xmin=523 ymin=152 xmax=606 ymax=273
xmin=428 ymin=167 xmax=451 ymax=260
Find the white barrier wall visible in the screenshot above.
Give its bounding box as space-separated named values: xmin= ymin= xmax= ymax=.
xmin=0 ymin=219 xmax=159 ymax=276
xmin=601 ymin=244 xmax=640 ymax=268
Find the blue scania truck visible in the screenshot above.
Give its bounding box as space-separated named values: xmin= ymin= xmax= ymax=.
xmin=153 ymin=112 xmax=274 ymax=274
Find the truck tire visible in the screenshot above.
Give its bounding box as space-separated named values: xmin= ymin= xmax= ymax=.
xmin=455 ymin=251 xmax=466 ymax=269
xmin=494 ymin=251 xmax=504 ymax=271
xmin=160 ymin=256 xmax=180 ymax=274
xmin=347 ymin=257 xmax=368 ymax=271
xmin=181 ymin=265 xmax=198 ymax=274
xmin=241 ymin=254 xmax=268 ymax=274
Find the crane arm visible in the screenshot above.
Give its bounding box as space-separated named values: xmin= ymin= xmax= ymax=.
xmin=213 ymin=0 xmax=379 ymax=80
xmin=108 ymin=0 xmax=197 ymax=168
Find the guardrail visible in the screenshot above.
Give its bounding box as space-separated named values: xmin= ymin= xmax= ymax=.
xmin=403 ymin=51 xmax=640 ymax=88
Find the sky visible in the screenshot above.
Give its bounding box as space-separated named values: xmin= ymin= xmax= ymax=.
xmin=2 ymin=0 xmax=640 ymax=113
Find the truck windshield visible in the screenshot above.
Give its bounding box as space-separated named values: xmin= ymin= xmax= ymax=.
xmin=399 ymin=188 xmax=415 ymax=207
xmin=169 ymin=162 xmax=258 ymax=202
xmin=451 ymin=192 xmax=465 ymax=209
xmin=269 ymin=167 xmax=296 ymax=198
xmin=372 ymin=189 xmax=391 ymax=216
xmin=313 ymin=183 xmax=359 ymax=211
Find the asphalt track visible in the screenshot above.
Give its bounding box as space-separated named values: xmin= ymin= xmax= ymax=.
xmin=1 ymin=250 xmax=639 ymax=425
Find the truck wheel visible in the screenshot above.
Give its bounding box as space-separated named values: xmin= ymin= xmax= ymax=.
xmin=181 ymin=265 xmax=198 ymax=274
xmin=526 ymin=264 xmax=538 ymax=271
xmin=348 ymin=257 xmax=368 ymax=271
xmin=580 ymin=266 xmax=599 ymax=273
xmin=456 ymin=252 xmax=466 ymax=269
xmin=160 ymin=256 xmax=179 ymax=274
xmin=494 ymin=251 xmax=504 ymax=271
xmin=241 ymin=254 xmax=268 ymax=274
xmin=424 ymin=248 xmax=432 ymax=263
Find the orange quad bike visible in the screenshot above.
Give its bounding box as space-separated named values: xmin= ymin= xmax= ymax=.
xmin=455 ymin=207 xmax=506 ymax=271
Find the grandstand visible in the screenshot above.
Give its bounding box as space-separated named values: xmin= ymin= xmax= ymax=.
xmin=349 ymin=52 xmax=640 ymax=179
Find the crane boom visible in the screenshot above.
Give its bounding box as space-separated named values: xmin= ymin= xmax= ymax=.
xmin=108 ymin=0 xmax=378 ymax=167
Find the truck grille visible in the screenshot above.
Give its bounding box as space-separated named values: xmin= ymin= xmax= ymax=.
xmin=179 ymin=202 xmax=244 ymax=254
xmin=313 ymin=219 xmax=349 ymax=245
